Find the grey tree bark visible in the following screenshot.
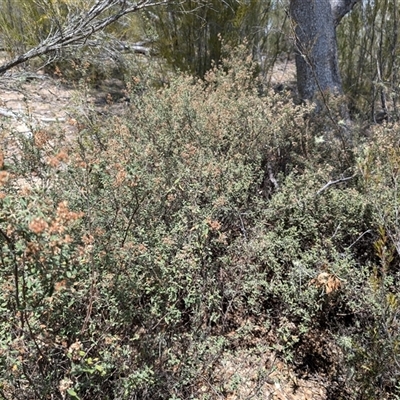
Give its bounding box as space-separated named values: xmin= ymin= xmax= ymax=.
xmin=290 ymin=0 xmax=360 ymax=102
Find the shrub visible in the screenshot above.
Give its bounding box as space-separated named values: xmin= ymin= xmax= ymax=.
xmin=1 ymin=45 xmax=400 ymax=399
xmin=0 ymin=45 xmax=313 ymax=399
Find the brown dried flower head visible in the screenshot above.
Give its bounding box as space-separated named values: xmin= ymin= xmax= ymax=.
xmin=207 ymin=218 xmax=221 ymax=231
xmin=29 ymin=218 xmax=49 ymax=234
xmin=0 ymin=171 xmax=10 ymax=186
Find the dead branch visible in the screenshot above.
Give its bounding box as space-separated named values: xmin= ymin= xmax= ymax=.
xmin=0 ymin=0 xmax=172 ymax=75
xmin=315 ymin=174 xmax=356 ymax=196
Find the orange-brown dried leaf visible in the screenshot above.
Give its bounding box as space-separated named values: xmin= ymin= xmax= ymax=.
xmin=310 ymin=272 xmax=342 ymax=294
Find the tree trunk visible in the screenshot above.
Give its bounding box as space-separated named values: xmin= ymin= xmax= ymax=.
xmin=290 ymin=0 xmax=360 ymax=102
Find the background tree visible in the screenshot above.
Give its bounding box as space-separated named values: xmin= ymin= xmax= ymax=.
xmin=289 ymin=0 xmax=359 ymax=103
xmin=338 ymin=0 xmax=400 ymax=121
xmin=146 ymin=0 xmax=289 ymax=78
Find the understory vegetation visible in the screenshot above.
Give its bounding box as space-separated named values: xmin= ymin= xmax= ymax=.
xmin=0 ymin=0 xmax=400 ymax=398
xmin=0 ymin=44 xmax=400 ymax=399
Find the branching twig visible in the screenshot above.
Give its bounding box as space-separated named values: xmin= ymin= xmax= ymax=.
xmin=0 ymin=0 xmax=172 ymax=75
xmin=315 ymin=174 xmax=356 ymax=196
xmin=346 ymin=229 xmax=373 ymax=250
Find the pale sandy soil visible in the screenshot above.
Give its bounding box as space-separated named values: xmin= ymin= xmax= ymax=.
xmin=0 ymin=73 xmax=75 ymax=134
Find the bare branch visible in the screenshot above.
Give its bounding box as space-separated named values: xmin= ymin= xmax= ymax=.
xmin=0 ymin=0 xmax=172 ymax=75
xmin=316 ymin=174 xmax=356 ymax=196
xmin=346 ymin=229 xmax=373 ymax=250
